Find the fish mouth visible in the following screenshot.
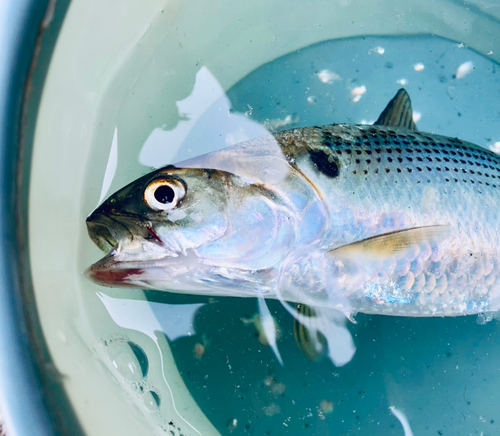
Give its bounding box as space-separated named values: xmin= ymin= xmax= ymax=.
xmin=86 ymin=211 xmax=136 ymax=252
xmin=86 ymin=209 xmax=177 ymax=287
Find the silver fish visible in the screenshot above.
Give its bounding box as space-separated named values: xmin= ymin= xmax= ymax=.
xmin=87 ymin=89 xmax=500 ymax=322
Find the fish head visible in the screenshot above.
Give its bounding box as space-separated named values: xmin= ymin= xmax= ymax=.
xmin=87 ymin=166 xmax=230 ymax=251
xmin=86 ymin=166 xmax=234 ymax=288
xmin=86 ymin=165 xmax=293 ymax=295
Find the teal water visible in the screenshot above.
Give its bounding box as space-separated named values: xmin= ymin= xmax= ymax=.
xmin=94 ymin=35 xmax=500 ymax=435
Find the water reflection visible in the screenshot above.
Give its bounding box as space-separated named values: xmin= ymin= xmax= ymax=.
xmin=139 ymin=66 xmax=269 ymax=168
xmin=98 ymin=293 xmax=204 ymax=342
xmin=98 ymin=293 xmax=205 ymax=434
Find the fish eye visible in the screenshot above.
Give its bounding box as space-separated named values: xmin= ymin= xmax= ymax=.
xmin=144 ymin=179 xmax=185 ymax=211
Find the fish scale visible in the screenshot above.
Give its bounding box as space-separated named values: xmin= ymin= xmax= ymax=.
xmin=275 ymin=124 xmax=500 ymax=316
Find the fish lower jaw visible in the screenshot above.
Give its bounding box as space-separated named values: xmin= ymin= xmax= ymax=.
xmin=86 ymin=249 xmax=282 ymax=294
xmin=85 ymin=264 xmax=145 ymax=288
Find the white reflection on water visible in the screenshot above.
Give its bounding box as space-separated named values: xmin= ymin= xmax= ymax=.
xmin=98 ymin=293 xmax=204 ymax=341
xmin=98 ymin=126 xmax=118 ymax=205
xmin=139 ymin=66 xmax=269 ymax=168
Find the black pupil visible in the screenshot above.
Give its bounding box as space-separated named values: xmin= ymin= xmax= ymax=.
xmin=154 ymin=185 xmax=175 ymax=204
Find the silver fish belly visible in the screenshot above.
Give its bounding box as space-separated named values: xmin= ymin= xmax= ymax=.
xmin=86 ymin=89 xmax=500 ymax=318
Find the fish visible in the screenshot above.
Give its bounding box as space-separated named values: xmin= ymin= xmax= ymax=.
xmin=86 ymin=89 xmax=500 ymax=362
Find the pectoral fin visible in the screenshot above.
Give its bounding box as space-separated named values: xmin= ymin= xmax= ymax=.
xmin=374 ymin=89 xmax=417 ymax=130
xmin=328 ymin=225 xmax=450 ymax=260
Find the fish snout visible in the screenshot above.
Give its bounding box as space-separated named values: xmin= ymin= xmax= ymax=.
xmin=86 ymin=210 xmax=133 ymax=252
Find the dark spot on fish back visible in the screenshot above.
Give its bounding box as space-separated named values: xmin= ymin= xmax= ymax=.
xmin=309 ymin=148 xmax=340 ymax=178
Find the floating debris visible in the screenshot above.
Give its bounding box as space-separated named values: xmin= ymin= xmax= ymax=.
xmin=193 ymin=343 xmax=205 ymax=359
xmin=455 ymin=61 xmax=474 ymax=79
xmin=413 ymin=112 xmax=422 ymax=123
xmin=307 ymin=96 xmax=318 ymax=105
xmin=351 ymin=85 xmax=366 ymax=103
xmin=369 ymin=46 xmax=385 ymax=55
xmin=193 ymin=333 xmax=211 ymax=359
xmin=413 ymin=63 xmax=425 ymax=71
xmin=397 ymin=78 xmax=408 ymax=86
xmin=264 ymin=376 xmax=286 ymax=397
xmin=263 ymin=403 xmax=281 ymax=417
xmin=318 ymin=69 xmax=340 ymax=84
xmin=320 ymin=400 xmax=334 ymax=414
xmin=264 ymin=376 xmax=274 ymax=387
xmin=271 ymin=382 xmax=286 ymax=396
xmin=263 ymin=114 xmax=300 ymax=131
xmin=226 ymin=418 xmax=237 ymax=431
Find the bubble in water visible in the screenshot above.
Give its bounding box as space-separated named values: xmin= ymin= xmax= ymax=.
xmin=143 ymin=390 xmax=161 ymax=411
xmin=128 ymin=341 xmax=149 ymax=377
xmin=106 ymin=340 xmax=148 ymax=382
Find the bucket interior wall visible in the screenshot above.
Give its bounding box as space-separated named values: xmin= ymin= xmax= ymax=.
xmin=29 ymin=0 xmax=500 ymax=435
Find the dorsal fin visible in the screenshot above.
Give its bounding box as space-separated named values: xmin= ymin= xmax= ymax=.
xmin=374 ymin=89 xmax=417 ymax=130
